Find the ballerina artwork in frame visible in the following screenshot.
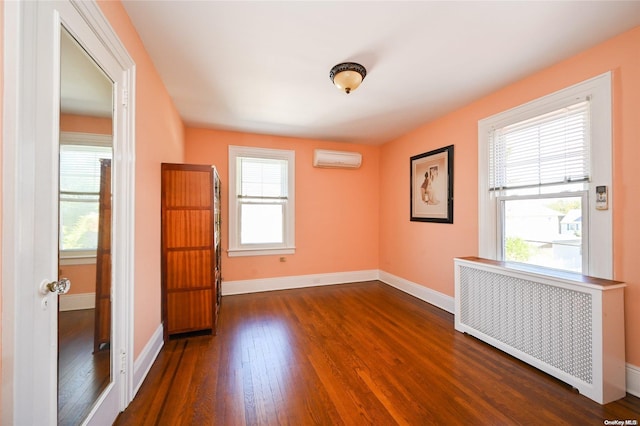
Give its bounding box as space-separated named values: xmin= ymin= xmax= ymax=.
xmin=410 ymin=145 xmax=454 ymax=223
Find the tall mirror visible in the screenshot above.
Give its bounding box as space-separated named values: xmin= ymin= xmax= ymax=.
xmin=57 ymin=26 xmax=114 ymax=426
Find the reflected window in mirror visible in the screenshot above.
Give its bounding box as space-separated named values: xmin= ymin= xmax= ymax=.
xmin=59 ymin=132 xmax=112 ymax=263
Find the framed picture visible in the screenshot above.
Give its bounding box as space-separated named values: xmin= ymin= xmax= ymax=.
xmin=410 ymin=145 xmax=454 ymax=223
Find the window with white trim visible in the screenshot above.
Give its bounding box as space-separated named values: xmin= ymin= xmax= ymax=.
xmin=478 ymin=72 xmax=612 ymax=278
xmin=228 ymin=146 xmax=295 ymax=256
xmin=59 ymin=132 xmax=112 ymax=261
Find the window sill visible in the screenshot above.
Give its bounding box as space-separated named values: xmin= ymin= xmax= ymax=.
xmin=457 ymin=256 xmax=621 ymax=288
xmin=59 ymin=255 xmax=97 ymax=266
xmin=227 ymin=247 xmax=295 ymax=257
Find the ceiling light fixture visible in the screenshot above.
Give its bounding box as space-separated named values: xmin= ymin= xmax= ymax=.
xmin=329 ymin=62 xmax=366 ymax=94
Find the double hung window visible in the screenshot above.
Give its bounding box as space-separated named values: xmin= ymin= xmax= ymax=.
xmin=478 ymin=73 xmax=612 ymax=277
xmin=228 ymin=146 xmax=295 ymax=256
xmin=490 ymin=100 xmax=590 ymax=273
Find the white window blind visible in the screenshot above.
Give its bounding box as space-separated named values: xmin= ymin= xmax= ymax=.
xmin=489 ymin=100 xmax=591 ymax=190
xmin=239 ymin=157 xmax=288 ymax=199
xmin=237 ymin=157 xmax=288 ymax=245
xmin=60 ymin=144 xmax=111 ymax=194
xmin=59 ymin=144 xmax=112 ymax=252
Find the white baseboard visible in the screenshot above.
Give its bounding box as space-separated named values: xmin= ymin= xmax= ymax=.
xmin=378 ymin=270 xmax=454 ymax=314
xmin=627 ymin=363 xmax=640 ymax=398
xmin=59 ymin=292 xmax=95 ymax=311
xmin=222 ymin=269 xmax=453 ymax=312
xmin=132 ymin=323 xmax=164 ymax=398
xmin=222 ymin=269 xmax=379 ymax=295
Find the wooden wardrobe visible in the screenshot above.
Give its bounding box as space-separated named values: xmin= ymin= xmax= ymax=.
xmin=94 ymin=159 xmax=111 ymax=352
xmin=161 ymin=163 xmax=221 ymax=339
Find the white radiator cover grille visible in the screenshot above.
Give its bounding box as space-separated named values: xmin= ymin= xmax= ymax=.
xmin=454 ymin=257 xmax=626 ymax=404
xmin=459 ymin=266 xmax=593 ymax=383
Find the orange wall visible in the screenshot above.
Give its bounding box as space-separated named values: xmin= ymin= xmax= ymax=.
xmin=60 ymin=113 xmax=112 ymax=134
xmin=59 ymin=264 xmax=96 ymax=295
xmin=380 ymin=111 xmax=477 ymax=298
xmin=98 ymin=1 xmax=185 ymax=357
xmin=185 ymin=128 xmax=380 ymax=283
xmin=380 ymin=26 xmax=640 ymax=366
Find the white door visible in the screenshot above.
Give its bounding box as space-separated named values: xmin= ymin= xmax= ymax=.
xmin=2 ymin=1 xmax=135 ymax=424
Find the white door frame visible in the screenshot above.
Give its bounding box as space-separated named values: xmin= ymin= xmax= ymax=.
xmin=2 ymin=1 xmax=136 ymax=424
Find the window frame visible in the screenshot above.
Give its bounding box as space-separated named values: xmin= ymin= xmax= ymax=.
xmin=228 ymin=145 xmax=296 ymax=257
xmin=59 ymin=131 xmax=112 ymax=265
xmin=478 ymin=72 xmax=612 ymax=278
xmin=497 ymin=191 xmax=588 ymax=273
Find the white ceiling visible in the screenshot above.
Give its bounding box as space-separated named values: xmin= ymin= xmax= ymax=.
xmin=121 ymin=1 xmax=640 ymax=145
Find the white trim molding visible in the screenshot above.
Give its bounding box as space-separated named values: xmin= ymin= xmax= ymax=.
xmin=221 ymin=269 xmax=454 ymax=314
xmin=627 ymin=363 xmax=640 ymax=398
xmin=59 ymin=255 xmax=97 ymax=266
xmin=59 ymin=292 xmax=96 ymax=311
xmin=378 ymin=270 xmax=454 ymax=314
xmin=222 ymin=270 xmax=378 ymax=295
xmin=132 ymin=324 xmax=164 ymax=399
xmin=59 ymin=131 xmax=112 ymax=146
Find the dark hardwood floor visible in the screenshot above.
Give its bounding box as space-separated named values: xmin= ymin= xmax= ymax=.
xmin=58 ymin=309 xmax=111 ymax=426
xmin=115 ymin=281 xmax=640 ymax=425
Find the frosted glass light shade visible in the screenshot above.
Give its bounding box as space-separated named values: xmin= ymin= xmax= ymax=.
xmin=330 ymin=62 xmax=366 ymax=94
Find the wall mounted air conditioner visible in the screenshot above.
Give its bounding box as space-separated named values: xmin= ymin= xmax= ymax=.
xmin=313 ymin=149 xmax=362 ymax=169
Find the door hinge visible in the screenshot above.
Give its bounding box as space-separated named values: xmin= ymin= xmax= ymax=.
xmin=120 ymin=350 xmax=127 ymax=374
xmin=122 ymin=88 xmax=129 ymax=108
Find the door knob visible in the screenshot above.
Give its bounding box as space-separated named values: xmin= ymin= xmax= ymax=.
xmin=41 ymin=278 xmax=71 ymax=295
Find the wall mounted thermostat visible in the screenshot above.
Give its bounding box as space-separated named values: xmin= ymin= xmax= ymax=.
xmin=596 ymin=185 xmax=608 ymax=210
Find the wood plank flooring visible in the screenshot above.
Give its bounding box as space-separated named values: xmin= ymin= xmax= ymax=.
xmin=115 ymin=281 xmax=640 ymax=425
xmin=58 ymin=309 xmax=110 ymax=426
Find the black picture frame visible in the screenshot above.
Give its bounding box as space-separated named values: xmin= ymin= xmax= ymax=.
xmin=410 ymin=145 xmax=454 ymax=223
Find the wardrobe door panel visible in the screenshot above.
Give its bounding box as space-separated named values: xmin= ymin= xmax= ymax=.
xmin=163 ymin=210 xmax=212 ymax=249
xmin=166 ymin=290 xmax=213 ymax=334
xmin=165 ymin=250 xmax=212 ymax=290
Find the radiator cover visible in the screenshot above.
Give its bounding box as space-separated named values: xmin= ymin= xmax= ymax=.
xmin=454 ymin=257 xmax=626 ymax=404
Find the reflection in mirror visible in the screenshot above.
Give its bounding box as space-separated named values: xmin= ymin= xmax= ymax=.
xmin=58 ymin=27 xmax=113 ymax=426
